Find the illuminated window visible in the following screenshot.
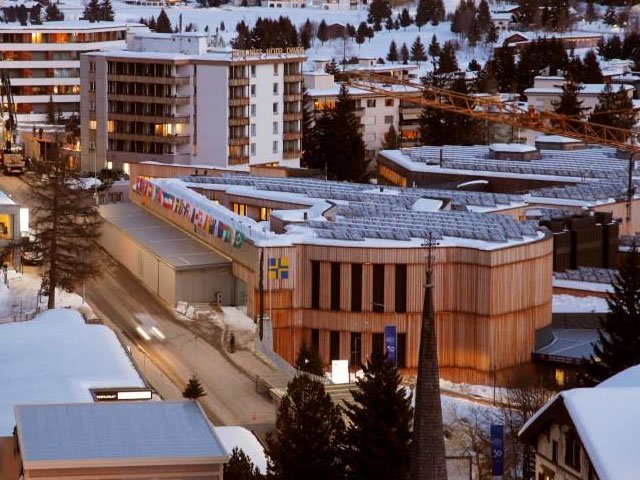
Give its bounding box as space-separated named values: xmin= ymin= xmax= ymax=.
xmin=31 ymin=32 xmax=42 ymax=44
xmin=89 ymin=120 xmax=97 ymax=130
xmin=107 ymin=121 xmax=114 ymax=133
xmin=555 ymin=369 xmax=565 ymax=387
xmin=259 ymin=207 xmax=272 ymax=221
xmin=232 ymin=203 xmax=248 ymax=216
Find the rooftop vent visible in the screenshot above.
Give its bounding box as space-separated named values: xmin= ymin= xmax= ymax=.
xmin=535 ymin=135 xmax=585 ymax=151
xmin=488 ymin=143 xmax=540 ymax=161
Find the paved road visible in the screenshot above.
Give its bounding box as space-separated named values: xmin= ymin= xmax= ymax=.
xmin=86 ymin=255 xmax=277 ymax=428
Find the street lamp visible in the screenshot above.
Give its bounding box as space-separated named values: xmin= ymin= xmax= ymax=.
xmin=89 ymin=145 xmax=98 ymax=205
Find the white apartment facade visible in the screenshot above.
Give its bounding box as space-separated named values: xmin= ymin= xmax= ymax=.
xmin=81 ymin=32 xmax=305 ymax=171
xmin=0 ymin=21 xmax=141 ymax=126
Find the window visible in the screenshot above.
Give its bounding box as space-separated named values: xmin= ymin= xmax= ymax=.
xmin=552 ymin=440 xmax=558 ymax=463
xmin=89 ymin=81 xmax=96 ymax=91
xmin=259 ymin=207 xmax=272 ymax=221
xmin=90 ymin=101 xmax=96 ymax=111
xmin=384 ymin=115 xmax=394 ymax=124
xmin=251 ymin=84 xmax=256 ymax=97
xmin=350 ymin=332 xmax=361 ymax=368
xmin=272 ymin=141 xmax=278 ymax=153
xmin=330 ymin=262 xmax=340 ymax=311
xmin=366 ymin=99 xmax=376 ymax=108
xmin=273 ymin=64 xmax=279 ymax=75
xmin=232 ymin=203 xmax=248 ymax=216
xmin=330 ymin=331 xmax=340 ymax=361
xmin=395 ymin=264 xmax=407 ymax=313
xmin=273 ymin=83 xmax=278 ymax=94
xmin=373 ymin=264 xmax=384 ymax=312
xmin=273 ymin=122 xmax=279 ymax=134
xmin=311 ymin=260 xmax=320 ymax=309
xmin=250 ymin=65 xmax=256 ymax=77
xmin=564 ymin=431 xmax=581 ymax=472
xmin=251 ymin=104 xmax=256 ymax=117
xmin=272 ymin=102 xmax=279 ymax=114
xmin=250 ymin=123 xmax=256 ymax=137
xmin=311 ymin=329 xmax=320 ymax=351
xmin=385 ymin=98 xmax=394 ymax=107
xmin=89 ymin=61 xmax=95 ymax=72
xmin=372 ymin=333 xmax=384 ymax=357
xmin=397 ymin=333 xmax=406 ymax=368
xmin=89 ymin=120 xmax=97 ymax=130
xmin=351 ymin=264 xmax=362 ymax=312
xmin=250 ymin=143 xmax=256 ymax=156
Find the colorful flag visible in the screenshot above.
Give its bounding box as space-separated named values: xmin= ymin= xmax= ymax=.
xmin=161 ymin=192 xmax=174 ymax=210
xmin=223 ymin=227 xmax=232 ymax=243
xmin=233 ymin=231 xmax=244 ymax=248
xmin=190 ymin=207 xmax=196 ymax=224
xmin=268 ymin=257 xmax=289 ymax=280
xmin=217 ymin=222 xmax=225 ymax=238
xmin=209 ymin=219 xmax=217 ymax=235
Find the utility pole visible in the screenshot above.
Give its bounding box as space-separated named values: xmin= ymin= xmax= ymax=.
xmin=259 ymin=247 xmax=264 ymax=341
xmin=409 ymin=232 xmax=448 ymax=480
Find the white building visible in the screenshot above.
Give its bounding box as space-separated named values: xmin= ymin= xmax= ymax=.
xmin=81 ymin=32 xmax=305 ymax=171
xmin=525 ymin=75 xmax=636 ymax=114
xmin=320 ymin=0 xmax=358 ymax=10
xmin=519 ymin=365 xmax=640 ymax=480
xmin=0 ymin=21 xmax=142 ymax=126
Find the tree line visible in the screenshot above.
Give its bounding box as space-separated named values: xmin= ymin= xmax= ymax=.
xmin=1 ymin=1 xmax=64 ymax=24
xmin=81 ymin=0 xmax=114 ymax=22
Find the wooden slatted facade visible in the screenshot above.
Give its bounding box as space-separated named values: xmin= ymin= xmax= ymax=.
xmin=129 ymin=175 xmax=554 ymax=385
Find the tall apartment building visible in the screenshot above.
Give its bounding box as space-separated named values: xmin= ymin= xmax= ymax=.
xmin=81 ymin=32 xmax=305 ymax=172
xmin=0 ymin=21 xmax=140 ymax=125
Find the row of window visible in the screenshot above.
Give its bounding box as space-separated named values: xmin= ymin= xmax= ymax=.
xmin=232 ymin=202 xmax=272 ymax=221
xmin=310 ymin=329 xmax=407 ymax=368
xmin=310 ymin=262 xmax=408 ymax=313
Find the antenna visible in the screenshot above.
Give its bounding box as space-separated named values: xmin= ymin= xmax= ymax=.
xmin=422 ymin=232 xmax=438 ymax=286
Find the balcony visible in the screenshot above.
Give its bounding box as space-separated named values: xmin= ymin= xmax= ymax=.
xmin=283 ymin=93 xmax=302 ymax=102
xmin=283 ymin=74 xmax=303 ymax=83
xmin=107 ymin=74 xmax=191 ymax=85
xmin=108 ymin=113 xmax=190 ymax=124
xmin=283 ymin=112 xmax=302 ymax=121
xmin=283 ymin=132 xmax=301 ymax=141
xmin=109 ymin=94 xmax=190 ymax=105
xmin=228 ymin=97 xmax=249 ymax=107
xmin=283 ymin=150 xmax=301 ymax=160
xmin=229 ymin=154 xmax=249 ymax=165
xmin=229 ymin=116 xmax=249 ymax=126
xmin=229 ymin=136 xmax=249 ymax=146
xmin=109 ymin=131 xmax=191 ymax=144
xmin=229 ymin=77 xmax=249 ymax=87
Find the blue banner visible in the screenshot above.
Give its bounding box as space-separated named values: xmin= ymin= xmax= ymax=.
xmin=491 ymin=424 xmax=504 ymax=477
xmin=384 ymin=325 xmax=397 ymax=366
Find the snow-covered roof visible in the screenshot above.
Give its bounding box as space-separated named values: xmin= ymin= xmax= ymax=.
xmin=216 ymin=426 xmax=267 ymax=474
xmin=0 ymin=188 xmax=16 ymax=206
xmin=525 ymin=83 xmax=634 ymax=95
xmin=520 ymin=385 xmax=640 ymax=480
xmin=0 ymin=309 xmax=145 ymax=436
xmin=552 ymin=294 xmax=608 ymax=313
xmin=535 ymin=135 xmax=583 ymax=144
xmin=140 ymin=174 xmax=543 ymax=250
xmin=489 ymin=143 xmax=538 ymax=153
xmin=15 ymin=401 xmax=228 ymax=464
xmin=0 ymin=20 xmax=138 ymax=31
xmin=598 ymin=365 xmax=640 ymax=388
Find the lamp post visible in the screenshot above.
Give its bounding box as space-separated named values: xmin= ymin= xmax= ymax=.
xmin=626 ymin=150 xmax=638 ymax=223
xmin=90 ymin=145 xmax=98 ymax=205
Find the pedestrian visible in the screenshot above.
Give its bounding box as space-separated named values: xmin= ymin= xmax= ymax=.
xmin=229 ymin=332 xmax=235 ymax=353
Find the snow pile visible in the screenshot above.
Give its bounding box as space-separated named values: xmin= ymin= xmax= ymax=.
xmin=216 ymin=426 xmax=268 ymax=474
xmin=552 ymin=294 xmax=609 ymax=313
xmin=0 ymin=308 xmax=144 ymax=435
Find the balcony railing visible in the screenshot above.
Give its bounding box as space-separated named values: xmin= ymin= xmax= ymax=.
xmin=109 ymin=94 xmax=190 ymax=105
xmin=229 ymin=117 xmax=250 ymax=126
xmin=283 ymin=74 xmax=303 ymax=83
xmin=283 ymin=93 xmax=302 ymax=102
xmin=229 ymin=77 xmax=250 ymax=87
xmin=108 ymin=113 xmax=190 ymax=124
xmin=107 ymin=74 xmax=190 ymax=85
xmin=228 ymin=154 xmax=249 ymax=165
xmin=109 ymin=131 xmax=190 ymax=144
xmin=229 ymin=97 xmax=249 ymax=107
xmin=283 ymin=112 xmax=302 ymax=121
xmin=229 ymin=136 xmax=250 ymax=146
xmin=283 ymin=132 xmax=301 ymax=141
xmin=283 ymin=150 xmax=301 ymax=159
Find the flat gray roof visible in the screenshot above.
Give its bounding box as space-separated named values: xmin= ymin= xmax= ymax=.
xmin=535 ymin=328 xmax=598 ymax=362
xmin=15 ymin=401 xmax=228 ymax=464
xmin=100 ymin=203 xmax=230 ymax=269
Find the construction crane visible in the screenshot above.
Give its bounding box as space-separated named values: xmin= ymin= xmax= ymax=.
xmin=0 ymin=72 xmax=25 ymax=175
xmin=344 ymin=70 xmax=640 ymax=203
xmin=344 ymin=71 xmax=639 ymax=153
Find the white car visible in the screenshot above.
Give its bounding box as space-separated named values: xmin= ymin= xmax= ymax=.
xmin=134 ymin=313 xmax=165 ymax=341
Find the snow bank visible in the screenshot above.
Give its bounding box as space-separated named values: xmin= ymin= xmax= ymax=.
xmin=216 ymin=426 xmax=268 ymax=474
xmin=552 ymin=294 xmax=609 ymax=313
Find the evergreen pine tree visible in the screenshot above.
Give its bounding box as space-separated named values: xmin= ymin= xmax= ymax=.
xmin=385 ymin=16 xmax=394 ymax=30
xmin=589 ymin=84 xmax=635 ymax=137
xmin=367 ymin=0 xmax=392 ymax=31
xmin=415 ymin=0 xmax=429 ymax=30
xmin=301 ymin=85 xmax=316 ymax=169
xmin=552 ymin=82 xmax=587 ymax=119
xmin=45 ymin=3 xmax=64 ymax=21
xmin=300 ymin=19 xmax=313 ymax=49
xmin=604 ymin=5 xmax=616 ymax=26
xmin=317 ymin=19 xmax=328 ymax=44
xmin=294 ymin=341 xmax=324 ymax=376
xmin=182 ymin=373 xmax=206 ymax=399
xmin=467 ymin=58 xmax=481 ymax=71
xmin=486 ymin=22 xmax=498 ymax=43
xmin=266 ymin=375 xmax=345 ymax=479
xmin=324 ymin=59 xmax=340 ymax=76
xmin=220 ymin=21 xmax=225 ymax=31
xmin=224 ymin=447 xmax=263 ymax=480
xmin=155 ymin=9 xmax=172 ymax=33
xmin=356 ymin=22 xmax=368 ymax=45
xmin=386 ymin=40 xmax=399 ymax=62
xmin=46 ymin=95 xmax=56 ymax=125
xmin=582 ymin=50 xmax=603 ymax=83
xmin=437 ymin=41 xmax=459 ymax=73
xmin=584 ymin=1 xmax=597 ymax=23
xmin=382 ymin=124 xmax=400 ymax=149
xmin=81 ymin=0 xmax=101 ymax=22
xmin=399 ymin=8 xmax=412 ymax=29
xmin=583 ymin=245 xmax=640 ymax=385
xmin=27 ymin=147 xmax=103 ymax=309
xmin=410 ymin=36 xmax=427 ymax=65
xmin=400 ymin=42 xmax=409 ymax=65
xmin=476 ymin=0 xmax=491 ymax=33
xmin=343 ymin=350 xmax=413 ymax=480
xmin=428 ymin=34 xmax=440 ymax=58
xmin=99 ymin=0 xmax=114 ymax=21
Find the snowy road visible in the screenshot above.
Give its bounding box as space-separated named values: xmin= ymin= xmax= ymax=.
xmin=84 ymin=255 xmax=276 ymax=429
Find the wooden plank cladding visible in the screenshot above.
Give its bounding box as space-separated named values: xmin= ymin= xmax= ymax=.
xmin=130 ymin=185 xmax=554 ymax=385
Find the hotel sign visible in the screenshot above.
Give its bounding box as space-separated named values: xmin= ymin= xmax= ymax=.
xmin=91 ymin=387 xmax=153 ymax=402
xmin=231 ymin=47 xmax=306 ymax=59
